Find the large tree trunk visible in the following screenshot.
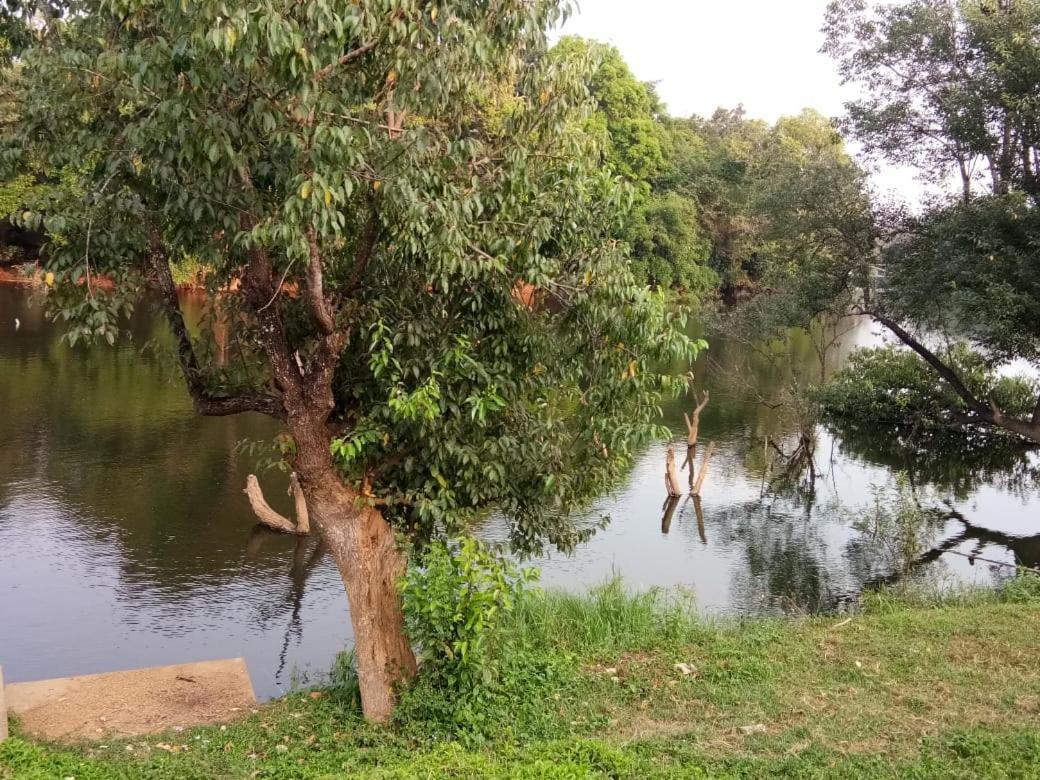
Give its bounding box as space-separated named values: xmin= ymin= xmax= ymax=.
xmin=304 ymin=471 xmax=417 ymax=723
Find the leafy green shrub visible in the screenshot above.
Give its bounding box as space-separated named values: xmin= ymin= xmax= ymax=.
xmin=1000 ymin=573 xmax=1040 ymax=604
xmin=397 ymin=539 xmax=555 ymax=737
xmin=401 ymin=538 xmax=538 ymax=695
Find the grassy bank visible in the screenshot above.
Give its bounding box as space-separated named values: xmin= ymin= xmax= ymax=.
xmin=4 ymin=579 xmax=1040 ymax=779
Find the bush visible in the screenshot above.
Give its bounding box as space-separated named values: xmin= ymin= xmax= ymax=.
xmin=817 ymin=344 xmax=1038 ymax=441
xmin=400 ymin=538 xmax=537 ymax=695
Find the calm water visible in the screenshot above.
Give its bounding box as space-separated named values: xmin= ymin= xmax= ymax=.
xmin=1 ymin=284 xmax=1037 ymax=698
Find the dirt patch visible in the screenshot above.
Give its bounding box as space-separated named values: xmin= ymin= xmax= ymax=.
xmin=5 ymin=659 xmax=256 ymax=742
xmin=945 ymin=635 xmax=1036 ymax=670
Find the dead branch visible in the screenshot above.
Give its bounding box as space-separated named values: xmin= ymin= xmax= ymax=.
xmin=682 ymin=390 xmax=710 ymax=448
xmin=691 ymin=441 xmax=717 ymax=497
xmin=244 ymin=473 xmax=310 ymax=535
xmin=665 ymin=446 xmax=683 ymax=498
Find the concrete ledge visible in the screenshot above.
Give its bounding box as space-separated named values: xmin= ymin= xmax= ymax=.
xmin=4 ymin=658 xmax=256 ymax=742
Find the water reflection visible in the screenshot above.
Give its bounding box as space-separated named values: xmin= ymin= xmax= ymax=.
xmin=1 ymin=285 xmax=1037 ymax=700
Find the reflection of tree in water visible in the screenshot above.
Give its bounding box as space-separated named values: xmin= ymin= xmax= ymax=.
xmin=246 ymin=530 xmax=328 ymax=685
xmin=660 ymin=495 xmax=708 ymax=543
xmin=0 ymin=287 xmax=300 ymax=599
xmin=831 ymin=423 xmax=1039 ymax=500
xmin=711 ymin=500 xmax=853 ymax=615
xmin=858 ymin=510 xmax=1040 ymax=591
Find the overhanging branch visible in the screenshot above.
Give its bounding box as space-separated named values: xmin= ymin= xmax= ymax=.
xmin=149 ymin=237 xmax=285 ymax=419
xmin=859 ymin=307 xmax=1040 ymax=444
xmin=860 ymin=308 xmax=986 ymax=414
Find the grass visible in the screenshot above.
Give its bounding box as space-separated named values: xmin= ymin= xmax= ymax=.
xmin=4 ymin=578 xmax=1040 ymax=778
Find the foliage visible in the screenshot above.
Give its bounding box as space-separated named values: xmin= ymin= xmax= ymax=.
xmin=819 ymin=0 xmax=1040 ymax=444
xmin=0 ymin=0 xmax=69 ymax=65
xmin=676 ymin=108 xmax=873 ymax=297
xmin=824 ymin=0 xmax=1040 ymax=202
xmin=549 ymin=36 xmax=664 ymax=197
xmin=169 ymin=254 xmax=207 ymax=288
xmin=530 ymin=41 xmax=873 ymax=297
xmin=626 ymin=191 xmax=715 ymax=294
xmin=399 ymin=538 xmax=537 ymax=700
xmin=1001 ymin=572 xmax=1040 ymax=603
xmin=882 ymin=194 xmax=1040 ymax=364
xmin=6 ymin=0 xmax=698 ymax=560
xmin=5 ymin=585 xmax=1040 ymax=777
xmin=817 ymin=344 xmax=1039 ymax=440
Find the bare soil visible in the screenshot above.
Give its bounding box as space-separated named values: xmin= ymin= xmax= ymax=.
xmin=4 ymin=658 xmax=256 ymax=742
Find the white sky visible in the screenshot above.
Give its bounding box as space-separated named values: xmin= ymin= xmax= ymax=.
xmin=557 ymin=0 xmax=929 ymax=203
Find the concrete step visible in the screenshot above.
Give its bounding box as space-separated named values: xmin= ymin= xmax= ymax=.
xmin=2 ymin=658 xmax=256 ymax=742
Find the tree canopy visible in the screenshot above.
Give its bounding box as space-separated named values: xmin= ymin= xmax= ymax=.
xmin=818 ymin=0 xmax=1040 ymax=444
xmin=6 ymin=0 xmax=696 ymax=719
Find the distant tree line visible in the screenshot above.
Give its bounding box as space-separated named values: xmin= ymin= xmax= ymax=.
xmin=550 ymin=36 xmax=873 ymax=302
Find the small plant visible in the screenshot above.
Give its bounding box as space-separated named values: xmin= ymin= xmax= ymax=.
xmin=1000 ymin=573 xmax=1040 ymax=604
xmin=854 ymin=475 xmax=946 ymax=577
xmin=400 ymin=538 xmax=538 ymax=697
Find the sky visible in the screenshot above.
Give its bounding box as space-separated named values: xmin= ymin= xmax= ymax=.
xmin=556 ymin=0 xmax=927 ymax=203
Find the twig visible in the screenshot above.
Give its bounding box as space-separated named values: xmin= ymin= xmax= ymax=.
xmin=943 ymin=549 xmax=1040 ymax=576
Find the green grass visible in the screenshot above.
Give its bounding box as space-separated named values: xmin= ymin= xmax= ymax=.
xmin=4 ymin=579 xmax=1040 ymax=779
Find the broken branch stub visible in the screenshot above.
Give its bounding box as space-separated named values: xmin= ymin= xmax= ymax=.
xmin=244 ymin=473 xmax=310 ymax=535
xmin=665 ymin=446 xmax=683 ymax=498
xmin=691 ymin=441 xmax=717 ymax=497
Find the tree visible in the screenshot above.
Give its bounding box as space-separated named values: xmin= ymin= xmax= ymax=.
xmin=549 ymin=36 xmax=665 ymax=198
xmin=824 ymin=0 xmax=1040 ymax=202
xmin=8 ymin=0 xmax=694 ymax=720
xmin=823 ymin=0 xmax=1040 ymax=445
xmin=701 ymin=107 xmax=877 ymax=363
xmin=626 ymin=191 xmax=714 ymax=293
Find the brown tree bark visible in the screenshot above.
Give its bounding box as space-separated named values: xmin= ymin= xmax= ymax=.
xmin=665 ymin=446 xmax=683 ymax=498
xmin=691 ymin=442 xmax=716 ymax=497
xmin=302 ymin=472 xmax=417 ymax=723
xmin=147 ymin=167 xmax=417 ymax=721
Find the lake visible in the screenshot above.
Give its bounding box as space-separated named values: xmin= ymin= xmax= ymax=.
xmin=1 ymin=283 xmax=1037 ymax=699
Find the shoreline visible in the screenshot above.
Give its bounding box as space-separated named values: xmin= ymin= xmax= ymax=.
xmin=3 ymin=582 xmax=1039 ymax=778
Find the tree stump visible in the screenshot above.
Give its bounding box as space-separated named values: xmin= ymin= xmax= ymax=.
xmin=665 ymin=446 xmax=683 ymax=498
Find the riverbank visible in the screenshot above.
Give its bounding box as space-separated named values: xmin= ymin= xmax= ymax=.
xmin=3 ymin=579 xmax=1040 ymax=779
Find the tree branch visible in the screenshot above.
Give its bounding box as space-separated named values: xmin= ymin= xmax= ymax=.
xmin=862 ymin=308 xmax=985 ymax=413
xmin=148 ymin=236 xmax=285 ymax=419
xmin=313 ymin=40 xmax=377 ymax=83
xmin=306 ymin=225 xmax=335 ymax=335
xmin=861 ymin=308 xmax=1040 ymax=444
xmin=244 ymin=473 xmax=309 ymax=535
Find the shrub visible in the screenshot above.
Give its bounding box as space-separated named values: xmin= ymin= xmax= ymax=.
xmin=817 ymin=344 xmax=1037 ymax=441
xmin=400 ymin=538 xmax=538 ymax=696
